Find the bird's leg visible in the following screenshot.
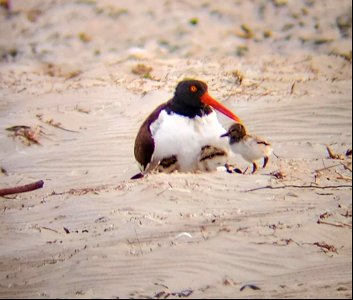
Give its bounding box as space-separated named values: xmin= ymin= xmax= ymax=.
xmin=252 ymin=162 xmax=258 ymax=174
xmin=263 ymin=156 xmax=269 ymax=168
xmin=145 ymin=160 xmax=160 ymax=174
xmin=225 ymin=163 xmax=234 ymax=174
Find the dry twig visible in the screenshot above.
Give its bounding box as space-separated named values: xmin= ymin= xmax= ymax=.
xmin=74 ymin=105 xmax=91 ymax=114
xmin=335 ymin=170 xmax=352 ymax=182
xmin=314 ymin=163 xmax=342 ymax=173
xmin=36 ymin=114 xmax=79 ymax=133
xmin=341 ymin=162 xmax=352 ymax=173
xmin=245 ymin=184 xmax=352 ymax=193
xmin=317 ymin=219 xmax=352 ymax=228
xmin=0 ymin=180 xmax=44 ymax=197
xmin=290 ymin=82 xmax=296 ymax=94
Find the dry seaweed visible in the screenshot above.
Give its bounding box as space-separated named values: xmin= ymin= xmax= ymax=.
xmin=6 ymin=125 xmax=43 ymax=145
xmin=326 ymin=146 xmax=345 ymax=160
xmin=270 ymin=170 xmax=286 ymax=180
xmin=154 ymin=289 xmax=193 ymax=299
xmin=313 ymin=242 xmax=338 ymax=254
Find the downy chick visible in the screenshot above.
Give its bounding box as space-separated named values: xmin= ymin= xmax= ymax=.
xmin=221 ymin=123 xmax=273 ymax=173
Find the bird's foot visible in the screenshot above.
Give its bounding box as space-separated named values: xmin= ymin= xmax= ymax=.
xmin=130 ymin=173 xmax=144 ymax=180
xmin=225 ymin=164 xmax=243 ymax=174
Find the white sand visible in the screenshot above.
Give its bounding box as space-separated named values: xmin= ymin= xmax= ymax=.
xmin=0 ymin=0 xmax=352 ymax=298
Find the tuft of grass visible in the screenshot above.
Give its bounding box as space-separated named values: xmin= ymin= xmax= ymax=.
xmin=76 ymin=0 xmax=96 ymax=5
xmin=8 ymin=47 xmax=18 ymax=57
xmin=236 ymin=45 xmax=249 ymax=57
xmin=189 ymin=18 xmax=199 ymax=26
xmin=95 ymin=6 xmax=129 ymax=19
xmin=272 ymin=0 xmax=288 ymax=7
xmin=263 ymin=30 xmax=273 ymax=39
xmin=232 ymin=70 xmax=245 ymax=86
xmin=331 ymin=50 xmax=352 ymax=62
xmin=235 ymin=24 xmax=255 ymax=39
xmin=65 ymin=70 xmax=82 ymax=80
xmin=282 ymin=23 xmax=295 ymax=32
xmin=336 ymin=14 xmax=352 ymax=38
xmin=27 ymin=9 xmax=42 ymax=22
xmin=314 ymin=37 xmax=334 ymax=45
xmin=78 ymin=32 xmax=92 ymax=43
xmin=132 ymin=64 xmax=153 ymax=79
xmin=109 ymin=8 xmax=128 ymax=19
xmin=0 ymin=0 xmax=10 ymax=10
xmin=1 ymin=47 xmax=18 ymax=61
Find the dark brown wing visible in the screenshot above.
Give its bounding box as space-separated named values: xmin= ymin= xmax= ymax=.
xmin=134 ymin=102 xmax=167 ymax=171
xmin=257 ymin=140 xmax=271 ymax=146
xmin=253 ymin=135 xmax=271 ymax=147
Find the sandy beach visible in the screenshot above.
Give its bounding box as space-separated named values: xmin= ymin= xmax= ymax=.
xmin=0 ymin=0 xmax=352 ymax=298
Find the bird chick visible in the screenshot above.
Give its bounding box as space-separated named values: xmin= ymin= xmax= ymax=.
xmin=221 ymin=123 xmax=273 ymax=173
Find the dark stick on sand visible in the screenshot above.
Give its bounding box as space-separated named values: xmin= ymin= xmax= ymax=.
xmin=0 ymin=180 xmax=44 ymax=197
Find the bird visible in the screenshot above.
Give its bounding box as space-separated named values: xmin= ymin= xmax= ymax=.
xmin=132 ymin=79 xmax=242 ymax=179
xmin=221 ymin=123 xmax=273 ymax=174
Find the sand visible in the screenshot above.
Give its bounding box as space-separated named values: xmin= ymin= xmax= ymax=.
xmin=0 ymin=0 xmax=352 ymax=298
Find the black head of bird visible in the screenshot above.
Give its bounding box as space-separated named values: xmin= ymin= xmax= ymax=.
xmin=169 ymin=79 xmax=242 ymax=122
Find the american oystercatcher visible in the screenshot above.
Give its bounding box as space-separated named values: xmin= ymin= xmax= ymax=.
xmin=221 ymin=123 xmax=273 ymax=174
xmin=133 ymin=79 xmax=242 ymax=178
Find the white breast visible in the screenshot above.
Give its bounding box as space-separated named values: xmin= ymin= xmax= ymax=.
xmin=150 ymin=110 xmax=229 ymax=172
xmin=230 ymin=136 xmax=273 ymax=163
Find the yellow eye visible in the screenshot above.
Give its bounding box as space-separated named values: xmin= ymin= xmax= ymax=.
xmin=190 ymin=85 xmax=198 ymax=93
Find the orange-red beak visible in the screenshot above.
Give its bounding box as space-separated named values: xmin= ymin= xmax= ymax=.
xmin=201 ymin=92 xmax=242 ymax=124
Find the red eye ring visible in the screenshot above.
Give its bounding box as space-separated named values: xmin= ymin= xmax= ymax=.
xmin=190 ymin=85 xmax=198 ymax=93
